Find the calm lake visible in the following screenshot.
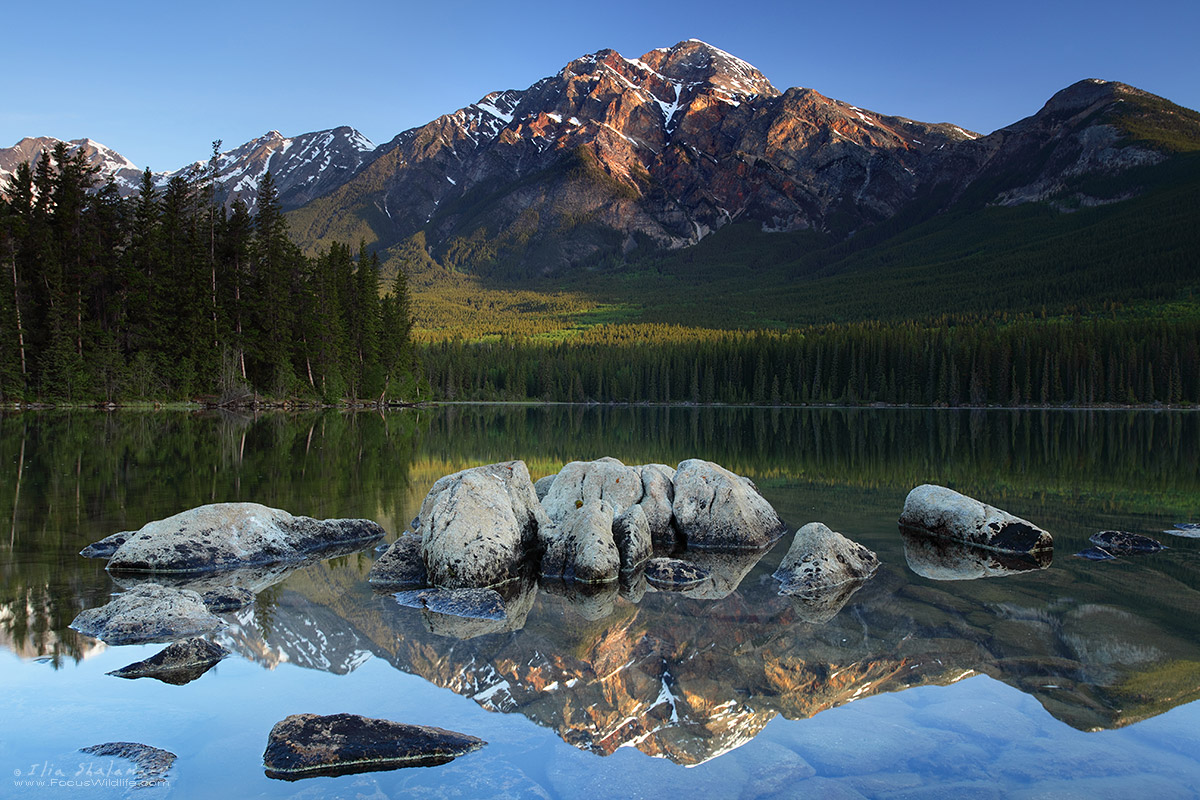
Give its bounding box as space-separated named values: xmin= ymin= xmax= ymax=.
xmin=2 ymin=406 xmax=1199 ymax=799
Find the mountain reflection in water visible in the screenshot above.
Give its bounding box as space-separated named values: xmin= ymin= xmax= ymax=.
xmin=1 ymin=407 xmax=1199 ymax=772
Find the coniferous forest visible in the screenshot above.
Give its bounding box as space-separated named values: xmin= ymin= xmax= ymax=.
xmin=2 ymin=144 xmax=1198 ymax=408
xmin=0 ymin=143 xmax=417 ymax=404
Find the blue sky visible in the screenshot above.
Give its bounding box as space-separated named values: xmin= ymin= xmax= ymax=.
xmin=2 ymin=0 xmax=1196 ymax=171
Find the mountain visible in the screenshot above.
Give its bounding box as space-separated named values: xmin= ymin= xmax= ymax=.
xmin=0 ymin=126 xmax=377 ymax=214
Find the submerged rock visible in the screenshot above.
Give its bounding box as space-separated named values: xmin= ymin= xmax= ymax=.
xmin=105 ymin=503 xmax=385 ymax=574
xmin=774 ymin=523 xmax=879 ymax=595
xmin=902 ymin=528 xmax=1053 ymax=579
xmin=672 ymin=459 xmax=785 ymax=550
xmin=201 ymin=586 xmax=255 ymax=612
xmin=107 ymin=637 xmax=230 ymax=685
xmin=262 ymin=713 xmax=485 ymax=780
xmin=368 ymin=534 xmax=427 ymax=589
xmin=419 ymin=461 xmax=547 ymax=589
xmin=644 ymin=557 xmax=710 ymax=590
xmin=1074 ymin=546 xmax=1117 ymax=561
xmin=1166 ymin=522 xmax=1200 ymax=538
xmin=394 ymin=587 xmax=506 ymax=620
xmin=69 ymin=583 xmax=224 ymax=645
xmin=786 ymin=578 xmax=873 ymax=624
xmin=899 ymin=485 xmax=1052 ymax=553
xmin=80 ymin=742 xmax=176 ymax=786
xmin=540 ymin=501 xmax=621 ymax=584
xmin=1089 ymin=530 xmax=1165 ymax=555
xmin=79 ymin=531 xmax=131 ymax=559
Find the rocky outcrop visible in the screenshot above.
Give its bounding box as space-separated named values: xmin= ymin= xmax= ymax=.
xmin=902 ymin=529 xmax=1053 ymax=579
xmin=419 ymin=461 xmax=547 ymax=589
xmin=672 ymin=459 xmax=786 ymax=550
xmin=262 ymin=713 xmax=485 ymax=779
xmin=541 ymin=501 xmax=622 ymax=584
xmin=540 ymin=458 xmax=644 ymax=524
xmin=107 ymin=637 xmax=230 ymax=685
xmin=368 ymin=534 xmax=427 ymax=589
xmin=79 ymin=742 xmax=176 ymax=787
xmin=1089 ymin=530 xmax=1165 ymax=555
xmin=899 ymin=485 xmax=1053 ymax=553
xmin=69 ymin=583 xmax=225 ymax=645
xmin=774 ymin=522 xmax=879 ymax=596
xmin=104 ymin=503 xmax=385 ymax=574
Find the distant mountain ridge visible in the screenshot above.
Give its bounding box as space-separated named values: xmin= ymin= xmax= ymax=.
xmin=3 ymin=39 xmax=1197 ymax=277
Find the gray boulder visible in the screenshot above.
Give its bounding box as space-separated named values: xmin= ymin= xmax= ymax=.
xmin=263 ymin=713 xmax=486 ymax=780
xmin=107 ymin=637 xmax=230 ymax=685
xmin=69 ymin=583 xmax=225 ymax=645
xmin=612 ymin=504 xmax=652 ymax=570
xmin=774 ymin=522 xmax=879 ymax=595
xmin=540 ymin=457 xmax=644 ymax=525
xmin=534 ymin=474 xmax=557 ymax=502
xmin=419 ymin=461 xmax=547 ymax=589
xmin=105 ymin=503 xmax=385 ymax=574
xmin=899 ymin=485 xmax=1053 ymax=553
xmin=368 ymin=534 xmax=428 ymax=589
xmin=672 ymin=459 xmax=785 ymax=550
xmin=638 ymin=463 xmax=677 ymax=542
xmin=540 ymin=501 xmax=621 ymax=584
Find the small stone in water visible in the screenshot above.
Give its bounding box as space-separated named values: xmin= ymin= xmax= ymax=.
xmin=1074 ymin=546 xmax=1116 ymax=561
xmin=1089 ymin=530 xmax=1165 ymax=554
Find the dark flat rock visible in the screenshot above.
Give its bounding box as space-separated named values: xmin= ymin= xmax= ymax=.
xmin=80 ymin=531 xmax=131 ymax=559
xmin=1089 ymin=530 xmax=1165 ymax=555
xmin=201 ymin=586 xmax=255 ymax=612
xmin=644 ymin=557 xmax=710 ymax=590
xmin=79 ymin=742 xmax=175 ymax=786
xmin=1074 ymin=546 xmax=1117 ymax=561
xmin=107 ymin=637 xmax=230 ymax=685
xmin=263 ymin=713 xmax=485 ymax=780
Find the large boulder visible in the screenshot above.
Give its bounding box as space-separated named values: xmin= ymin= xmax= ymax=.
xmin=638 ymin=463 xmax=677 ymax=542
xmin=69 ymin=583 xmax=225 ymax=645
xmin=419 ymin=461 xmax=547 ymax=589
xmin=774 ymin=522 xmax=879 ymax=595
xmin=104 ymin=503 xmax=385 ymax=574
xmin=672 ymin=459 xmax=785 ymax=550
xmin=263 ymin=713 xmax=486 ymax=779
xmin=899 ymin=485 xmax=1053 ymax=553
xmin=612 ymin=504 xmax=652 ymax=570
xmin=540 ymin=457 xmax=644 ymax=524
xmin=107 ymin=637 xmax=230 ymax=685
xmin=540 ymin=501 xmax=621 ymax=584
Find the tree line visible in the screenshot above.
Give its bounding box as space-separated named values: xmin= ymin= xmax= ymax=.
xmin=419 ymin=316 xmax=1200 ymax=406
xmin=0 ymin=142 xmax=417 ymax=403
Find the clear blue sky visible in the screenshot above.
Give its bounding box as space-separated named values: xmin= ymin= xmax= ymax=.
xmin=3 ymin=0 xmax=1196 ymax=171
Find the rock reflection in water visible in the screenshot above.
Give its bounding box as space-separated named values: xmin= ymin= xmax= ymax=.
xmin=901 ymin=527 xmax=1053 ymax=580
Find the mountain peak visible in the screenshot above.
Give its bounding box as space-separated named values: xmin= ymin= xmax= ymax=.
xmin=639 ymin=39 xmax=779 ymax=100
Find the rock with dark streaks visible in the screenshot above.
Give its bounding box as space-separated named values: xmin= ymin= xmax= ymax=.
xmin=775 ymin=522 xmax=879 ymax=595
xmin=105 ymin=503 xmax=385 ymax=574
xmin=107 ymin=637 xmax=230 ymax=685
xmin=80 ymin=531 xmax=131 ymax=559
xmin=672 ymin=459 xmax=785 ymax=550
xmin=262 ymin=713 xmax=485 ymax=780
xmin=201 ymin=586 xmax=255 ymax=612
xmin=645 ymin=557 xmax=710 ymax=590
xmin=899 ymin=485 xmax=1052 ymax=553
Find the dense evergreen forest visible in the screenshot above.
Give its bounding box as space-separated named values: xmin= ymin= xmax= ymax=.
xmin=0 ymin=143 xmax=417 ymax=404
xmin=2 ymin=144 xmax=1198 ymax=407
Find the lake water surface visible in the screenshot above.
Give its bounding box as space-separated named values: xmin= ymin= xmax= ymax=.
xmin=2 ymin=406 xmax=1199 ymax=799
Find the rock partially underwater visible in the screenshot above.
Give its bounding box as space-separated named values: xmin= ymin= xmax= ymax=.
xmin=368 ymin=534 xmax=427 ymax=589
xmin=672 ymin=459 xmax=786 ymax=550
xmin=79 ymin=531 xmax=131 ymax=559
xmin=79 ymin=742 xmax=176 ymax=786
xmin=102 ymin=503 xmax=385 ymax=574
xmin=69 ymin=583 xmax=225 ymax=645
xmin=774 ymin=523 xmax=879 ymax=595
xmin=899 ymin=485 xmax=1052 ymax=553
xmin=1089 ymin=530 xmax=1165 ymax=555
xmin=262 ymin=713 xmax=485 ymax=780
xmin=107 ymin=637 xmax=230 ymax=685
